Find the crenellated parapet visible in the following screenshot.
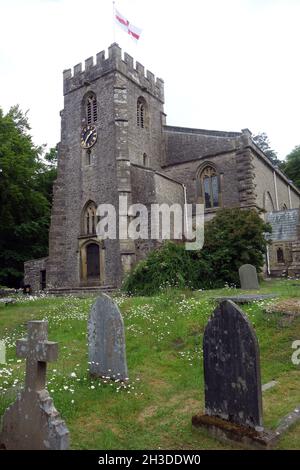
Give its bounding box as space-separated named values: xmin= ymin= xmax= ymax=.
xmin=63 ymin=43 xmax=164 ymax=102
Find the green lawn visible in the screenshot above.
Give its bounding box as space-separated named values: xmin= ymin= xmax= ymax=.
xmin=0 ymin=279 xmax=299 ymax=449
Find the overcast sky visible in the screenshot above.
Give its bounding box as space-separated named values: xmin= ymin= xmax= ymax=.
xmin=0 ymin=0 xmax=299 ymax=159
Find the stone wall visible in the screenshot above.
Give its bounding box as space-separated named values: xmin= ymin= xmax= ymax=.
xmin=131 ymin=165 xmax=184 ymax=261
xmin=252 ymin=148 xmax=300 ymax=211
xmin=24 ymin=258 xmax=48 ymax=293
xmin=266 ymin=209 xmax=300 ymax=276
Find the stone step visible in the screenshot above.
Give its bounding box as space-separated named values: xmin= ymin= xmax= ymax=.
xmin=46 ymin=286 xmax=116 ymax=296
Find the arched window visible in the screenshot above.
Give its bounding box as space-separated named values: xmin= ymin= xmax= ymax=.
xmin=200 ymin=166 xmax=219 ymax=209
xmin=86 ymin=93 xmax=97 ymax=125
xmin=277 ymin=248 xmax=285 ymax=263
xmin=137 ymin=97 xmax=147 ymax=128
xmin=263 ymin=191 xmax=275 ymax=212
xmin=82 ymin=201 xmax=98 ymax=235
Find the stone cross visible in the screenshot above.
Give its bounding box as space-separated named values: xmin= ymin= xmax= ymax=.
xmin=239 ymin=264 xmax=260 ymax=290
xmin=0 ymin=321 xmax=69 ymax=450
xmin=203 ymin=300 xmax=263 ymax=428
xmin=17 ymin=321 xmax=58 ymax=392
xmin=88 ymin=294 xmax=128 ymax=381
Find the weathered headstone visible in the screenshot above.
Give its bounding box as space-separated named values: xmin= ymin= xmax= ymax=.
xmin=192 ymin=300 xmax=277 ymax=449
xmin=0 ymin=297 xmax=16 ymax=305
xmin=88 ymin=294 xmax=128 ymax=381
xmin=0 ymin=321 xmax=69 ymax=450
xmin=0 ymin=340 xmax=6 ymax=364
xmin=239 ymin=264 xmax=260 ymax=290
xmin=204 ymin=300 xmax=263 ymax=427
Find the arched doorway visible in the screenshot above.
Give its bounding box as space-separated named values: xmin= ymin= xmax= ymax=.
xmin=86 ymin=243 xmax=100 ymax=280
xmin=79 ymin=240 xmax=105 ymax=286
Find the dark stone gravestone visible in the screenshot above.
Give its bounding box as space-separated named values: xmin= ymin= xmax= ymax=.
xmin=239 ymin=264 xmax=259 ymax=290
xmin=192 ymin=300 xmax=277 ymax=449
xmin=88 ymin=294 xmax=128 ymax=381
xmin=0 ymin=321 xmax=69 ymax=450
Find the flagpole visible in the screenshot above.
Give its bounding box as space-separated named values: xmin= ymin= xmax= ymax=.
xmin=112 ymin=0 xmax=116 ymax=43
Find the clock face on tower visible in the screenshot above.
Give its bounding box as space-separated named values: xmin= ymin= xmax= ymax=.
xmin=80 ymin=125 xmax=97 ymax=149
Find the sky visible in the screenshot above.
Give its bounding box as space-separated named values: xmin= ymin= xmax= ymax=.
xmin=0 ymin=0 xmax=299 ymax=159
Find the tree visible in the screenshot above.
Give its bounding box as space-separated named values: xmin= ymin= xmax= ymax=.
xmin=36 ymin=146 xmax=58 ymax=204
xmin=200 ymin=208 xmax=271 ymax=287
xmin=0 ymin=106 xmax=57 ymax=287
xmin=252 ymin=132 xmax=280 ymax=166
xmin=280 ymin=145 xmax=300 ymax=189
xmin=123 ymin=208 xmax=271 ymax=295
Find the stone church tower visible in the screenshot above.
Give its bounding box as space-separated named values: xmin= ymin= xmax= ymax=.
xmin=24 ymin=43 xmax=300 ymax=293
xmin=47 ymin=43 xmax=166 ymax=291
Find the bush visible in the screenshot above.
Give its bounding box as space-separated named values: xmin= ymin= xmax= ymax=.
xmin=122 ymin=208 xmax=271 ymax=295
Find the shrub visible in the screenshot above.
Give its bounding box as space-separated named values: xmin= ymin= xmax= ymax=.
xmin=122 ymin=208 xmax=271 ymax=295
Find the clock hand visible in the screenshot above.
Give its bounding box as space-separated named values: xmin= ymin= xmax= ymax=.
xmin=84 ymin=130 xmax=94 ymax=144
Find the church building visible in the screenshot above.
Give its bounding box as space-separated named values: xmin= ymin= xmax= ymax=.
xmin=24 ymin=43 xmax=300 ymax=293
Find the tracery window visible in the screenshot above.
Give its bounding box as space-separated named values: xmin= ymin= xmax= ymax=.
xmin=200 ymin=166 xmax=219 ymax=209
xmin=82 ymin=201 xmax=98 ymax=235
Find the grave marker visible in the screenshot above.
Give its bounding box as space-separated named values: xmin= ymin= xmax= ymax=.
xmin=239 ymin=264 xmax=260 ymax=290
xmin=192 ymin=300 xmax=277 ymax=449
xmin=0 ymin=321 xmax=69 ymax=450
xmin=88 ymin=295 xmax=128 ymax=381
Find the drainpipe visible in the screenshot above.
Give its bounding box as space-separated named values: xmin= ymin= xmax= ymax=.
xmin=182 ymin=183 xmax=189 ymax=237
xmin=266 ymin=243 xmax=271 ymax=276
xmin=288 ymin=183 xmax=292 ymax=209
xmin=273 ymin=170 xmax=279 ymax=210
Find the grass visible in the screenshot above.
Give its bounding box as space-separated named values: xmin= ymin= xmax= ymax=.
xmin=0 ymin=278 xmax=299 ymax=449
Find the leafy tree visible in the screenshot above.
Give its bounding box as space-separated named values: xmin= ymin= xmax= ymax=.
xmin=252 ymin=132 xmax=280 ymax=166
xmin=123 ymin=208 xmax=271 ymax=295
xmin=200 ymin=208 xmax=271 ymax=286
xmin=0 ymin=106 xmax=57 ymax=287
xmin=37 ymin=146 xmax=58 ymax=204
xmin=280 ymin=145 xmax=300 ymax=189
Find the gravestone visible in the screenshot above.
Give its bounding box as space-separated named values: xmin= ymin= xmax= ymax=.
xmin=0 ymin=297 xmax=16 ymax=305
xmin=203 ymin=300 xmax=263 ymax=427
xmin=88 ymin=294 xmax=128 ymax=381
xmin=0 ymin=340 xmax=5 ymax=364
xmin=239 ymin=264 xmax=259 ymax=290
xmin=0 ymin=321 xmax=69 ymax=450
xmin=192 ymin=300 xmax=277 ymax=449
